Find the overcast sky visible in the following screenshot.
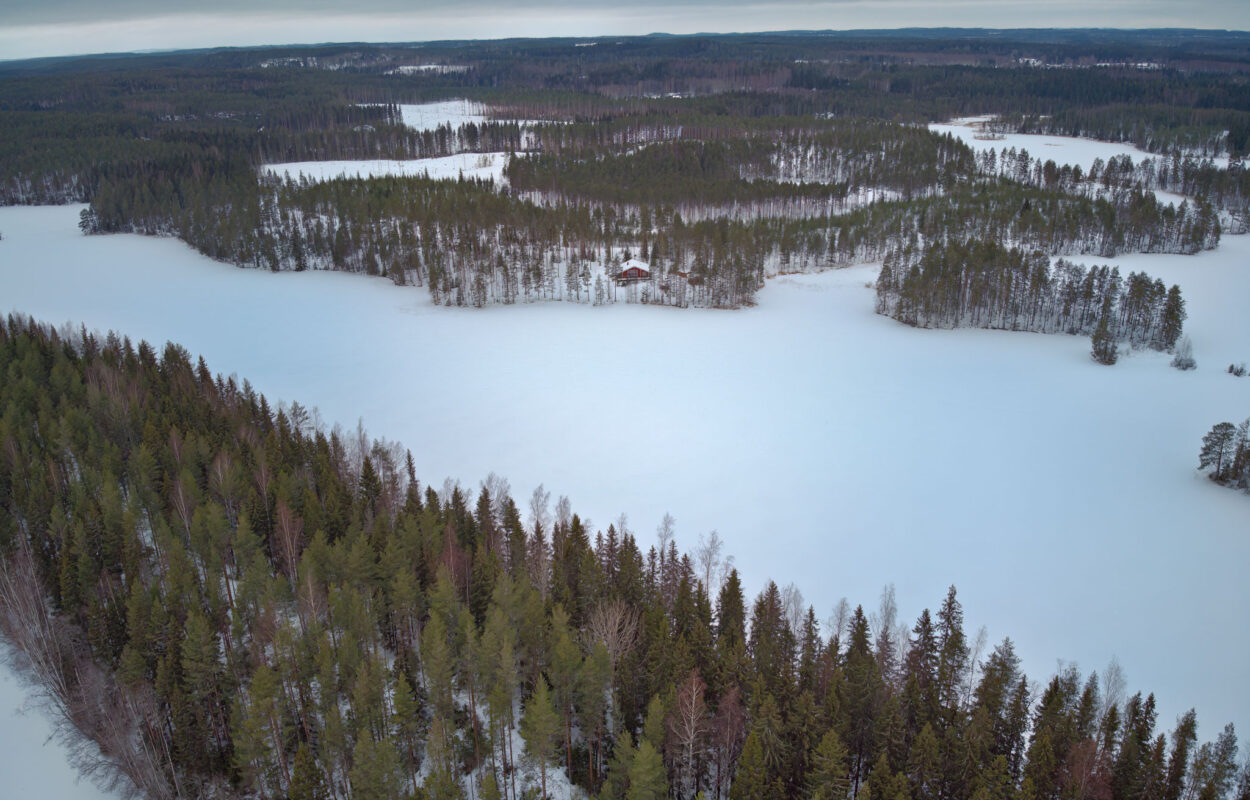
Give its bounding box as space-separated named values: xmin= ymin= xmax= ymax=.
xmin=2 ymin=0 xmax=1248 ymax=61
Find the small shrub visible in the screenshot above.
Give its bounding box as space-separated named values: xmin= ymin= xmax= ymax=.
xmin=1171 ymin=337 xmax=1196 ymax=371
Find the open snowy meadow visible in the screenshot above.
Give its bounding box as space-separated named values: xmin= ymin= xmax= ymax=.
xmin=1 ymin=200 xmax=1247 ymax=793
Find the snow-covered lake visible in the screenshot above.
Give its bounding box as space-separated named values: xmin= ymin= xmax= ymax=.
xmin=1 ymin=204 xmax=1248 ymax=791
xmin=930 ymin=116 xmax=1231 ymax=207
xmin=929 ymin=116 xmax=1233 ymax=170
xmin=0 ymin=648 xmax=113 ymax=799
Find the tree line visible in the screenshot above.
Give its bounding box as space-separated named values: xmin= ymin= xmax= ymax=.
xmin=2 ymin=315 xmax=1247 ymax=800
xmin=875 ymin=240 xmax=1186 ymax=353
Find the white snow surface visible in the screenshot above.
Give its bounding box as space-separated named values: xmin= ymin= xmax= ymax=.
xmin=397 ymin=99 xmax=492 ymax=132
xmin=1 ymin=205 xmax=1249 ymax=787
xmin=930 ymin=116 xmax=1231 ymax=172
xmin=0 ymin=647 xmax=114 ymax=799
xmin=261 ymin=152 xmax=511 ymax=184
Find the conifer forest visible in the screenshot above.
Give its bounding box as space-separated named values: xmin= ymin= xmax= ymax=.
xmin=1 ymin=28 xmax=1249 ymax=800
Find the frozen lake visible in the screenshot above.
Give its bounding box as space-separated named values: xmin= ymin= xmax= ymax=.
xmin=1 ymin=203 xmax=1248 ymax=792
xmin=929 ymin=116 xmax=1230 ymax=170
xmin=0 ymin=647 xmax=113 ymax=799
xmin=929 ymin=117 xmax=1229 ymax=206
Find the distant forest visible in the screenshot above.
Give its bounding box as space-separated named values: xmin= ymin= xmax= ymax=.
xmin=2 ymin=315 xmax=1247 ymax=800
xmin=0 ymin=30 xmax=1246 ymax=314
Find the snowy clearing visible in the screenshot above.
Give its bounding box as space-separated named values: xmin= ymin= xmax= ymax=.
xmin=261 ymin=152 xmax=511 ymax=184
xmin=397 ymin=99 xmax=492 ymax=132
xmin=1 ymin=205 xmax=1248 ymax=791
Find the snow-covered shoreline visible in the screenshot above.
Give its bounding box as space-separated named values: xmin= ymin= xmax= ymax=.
xmin=0 ymin=642 xmax=114 ymax=799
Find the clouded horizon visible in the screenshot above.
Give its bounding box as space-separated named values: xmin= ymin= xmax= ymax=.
xmin=2 ymin=0 xmax=1249 ymax=62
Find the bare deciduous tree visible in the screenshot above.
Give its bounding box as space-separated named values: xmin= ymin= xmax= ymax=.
xmin=274 ymin=499 xmax=304 ymax=585
xmin=1100 ymin=656 xmax=1127 ymax=729
xmin=781 ymin=582 xmax=806 ymax=636
xmin=529 ymin=484 xmax=551 ymax=534
xmin=710 ymin=683 xmax=746 ymax=800
xmin=585 ymin=598 xmax=640 ymax=676
xmin=657 ymin=512 xmax=676 ymax=559
xmin=694 ymin=530 xmax=724 ymax=598
xmin=668 ymin=669 xmax=709 ymax=799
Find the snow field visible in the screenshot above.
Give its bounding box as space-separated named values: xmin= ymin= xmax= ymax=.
xmin=397 ymin=99 xmax=492 ymax=132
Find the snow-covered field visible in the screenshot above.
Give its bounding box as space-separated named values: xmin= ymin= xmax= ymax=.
xmin=271 ymin=100 xmax=555 ymax=182
xmin=397 ymin=99 xmax=492 ymax=132
xmin=262 ymin=152 xmax=511 ymax=184
xmin=1 ymin=204 xmax=1248 ymax=792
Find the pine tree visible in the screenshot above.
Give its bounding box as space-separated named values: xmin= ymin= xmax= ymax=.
xmin=1158 ymin=284 xmax=1186 ymax=350
xmin=521 ymin=676 xmax=560 ymax=798
xmin=627 ymin=740 xmax=669 ymax=800
xmin=1200 ymin=422 xmax=1238 ymax=480
xmin=1092 ymin=314 xmax=1118 ymax=365
xmin=288 ymin=743 xmax=326 ymax=800
xmin=805 ymin=729 xmax=851 ymax=800
xmin=730 ymin=729 xmax=772 ymax=800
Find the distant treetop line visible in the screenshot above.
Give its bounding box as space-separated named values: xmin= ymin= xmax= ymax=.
xmin=3 ymin=31 xmax=1244 ymax=320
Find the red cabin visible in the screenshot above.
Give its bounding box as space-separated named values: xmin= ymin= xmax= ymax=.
xmin=615 ymin=259 xmax=652 ymax=286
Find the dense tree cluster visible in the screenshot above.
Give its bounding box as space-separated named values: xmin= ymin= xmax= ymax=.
xmin=875 ymin=240 xmax=1186 ymax=351
xmin=970 ymin=146 xmax=1244 ymax=233
xmin=1 ymin=316 xmax=1246 ymax=800
xmin=505 ymin=119 xmax=974 ymax=210
xmin=1199 ymin=418 xmax=1250 ymax=491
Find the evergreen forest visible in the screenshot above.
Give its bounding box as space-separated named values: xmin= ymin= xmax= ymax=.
xmin=1 ymin=316 xmax=1247 ymax=800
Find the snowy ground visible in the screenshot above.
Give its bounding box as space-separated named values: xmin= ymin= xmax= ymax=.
xmin=397 ymin=99 xmax=492 ymax=132
xmin=261 ymin=152 xmax=511 ymax=184
xmin=1 ymin=205 xmax=1248 ymax=793
xmin=396 ymin=100 xmax=547 ymax=148
xmin=0 ymin=646 xmax=113 ymax=799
